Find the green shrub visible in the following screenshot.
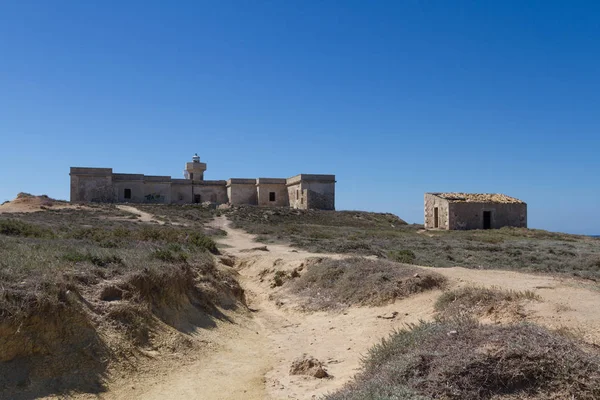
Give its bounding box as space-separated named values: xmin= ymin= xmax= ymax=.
xmin=63 ymin=250 xmax=123 ymax=267
xmin=387 ymin=249 xmax=416 ymax=264
xmin=152 ymin=248 xmax=188 ymax=263
xmin=188 ymin=232 xmax=218 ymax=254
xmin=0 ymin=219 xmax=54 ymax=238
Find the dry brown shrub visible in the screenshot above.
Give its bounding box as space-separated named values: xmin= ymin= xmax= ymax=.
xmin=290 ymin=257 xmax=446 ymax=310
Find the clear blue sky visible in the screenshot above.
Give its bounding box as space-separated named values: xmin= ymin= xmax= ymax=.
xmin=1 ymin=1 xmax=599 ymax=234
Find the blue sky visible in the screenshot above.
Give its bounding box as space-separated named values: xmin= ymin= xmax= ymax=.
xmin=1 ymin=1 xmax=599 ymax=234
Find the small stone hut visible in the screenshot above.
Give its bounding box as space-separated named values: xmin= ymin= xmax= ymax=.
xmin=424 ymin=193 xmax=527 ymax=230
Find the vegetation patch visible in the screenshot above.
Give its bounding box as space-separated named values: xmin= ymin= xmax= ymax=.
xmin=435 ymin=286 xmax=540 ymax=320
xmin=0 ymin=219 xmax=55 ymax=238
xmin=289 ymin=257 xmax=446 ymax=310
xmin=326 ymin=319 xmax=600 ymax=400
xmin=0 ymin=205 xmax=240 ymax=398
xmin=226 ymin=205 xmax=600 ymax=280
xmin=387 ymin=249 xmax=416 ymax=264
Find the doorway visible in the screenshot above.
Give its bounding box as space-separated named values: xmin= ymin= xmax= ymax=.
xmin=194 ymin=194 xmax=201 ymax=204
xmin=483 ymin=211 xmax=492 ymax=229
xmin=434 ymin=207 xmax=439 ymax=228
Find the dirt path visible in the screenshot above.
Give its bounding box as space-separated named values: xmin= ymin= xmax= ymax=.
xmin=116 ymin=205 xmax=165 ymax=224
xmin=101 ymin=216 xmax=600 ymax=400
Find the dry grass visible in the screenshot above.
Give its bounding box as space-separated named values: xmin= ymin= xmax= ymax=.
xmin=327 ymin=319 xmax=600 ymax=400
xmin=0 ymin=205 xmax=241 ymax=398
xmin=289 ymin=257 xmax=446 ymax=310
xmin=435 ymin=286 xmax=540 ymax=319
xmin=226 ymin=206 xmax=600 ymax=280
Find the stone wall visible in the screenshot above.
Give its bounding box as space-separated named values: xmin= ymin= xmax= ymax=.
xmin=227 ymin=179 xmax=258 ymax=205
xmin=449 ymin=202 xmax=527 ymax=230
xmin=71 ymin=167 xmax=335 ymax=210
xmin=113 ymin=174 xmax=145 ymax=203
xmin=257 ymin=179 xmax=288 ymax=207
xmin=304 ymin=182 xmax=335 ymax=210
xmin=142 ymin=177 xmax=172 ymax=204
xmin=424 ymin=193 xmax=527 ymax=230
xmin=424 ymin=193 xmax=450 ymax=229
xmin=192 ymin=183 xmax=228 ymax=204
xmin=287 ymin=183 xmax=306 ymax=209
xmin=286 ymin=175 xmax=335 ymax=210
xmin=171 ymin=180 xmax=193 ymax=204
xmin=70 ymin=168 xmax=113 ymax=202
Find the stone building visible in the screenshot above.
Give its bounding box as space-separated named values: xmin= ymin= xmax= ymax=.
xmin=424 ymin=193 xmax=527 ymax=230
xmin=70 ymin=154 xmax=336 ymax=210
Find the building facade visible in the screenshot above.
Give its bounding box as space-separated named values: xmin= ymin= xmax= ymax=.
xmin=424 ymin=193 xmax=527 ymax=230
xmin=70 ymin=154 xmax=336 ymax=210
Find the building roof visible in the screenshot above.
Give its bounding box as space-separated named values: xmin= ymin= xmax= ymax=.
xmin=432 ymin=193 xmax=525 ymax=204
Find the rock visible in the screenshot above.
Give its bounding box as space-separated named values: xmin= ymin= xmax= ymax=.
xmin=413 ymin=273 xmax=421 ymax=278
xmin=289 ymin=354 xmax=329 ymax=379
xmin=447 ymin=330 xmax=458 ymax=337
xmin=240 ymin=246 xmax=269 ymax=253
xmin=218 ymin=256 xmax=236 ymax=267
xmin=377 ymin=311 xmax=399 ymax=320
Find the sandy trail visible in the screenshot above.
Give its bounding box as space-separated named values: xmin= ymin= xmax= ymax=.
xmin=116 ymin=205 xmax=165 ymax=224
xmin=102 ymin=216 xmax=600 ymax=400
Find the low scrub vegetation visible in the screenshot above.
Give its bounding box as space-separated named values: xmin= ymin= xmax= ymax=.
xmin=0 ymin=219 xmax=55 ymax=238
xmin=0 ymin=205 xmax=239 ymax=398
xmin=327 ymin=319 xmax=600 ymax=400
xmin=289 ymin=257 xmax=446 ymax=310
xmin=226 ymin=206 xmax=600 ymax=279
xmin=435 ymin=286 xmax=539 ymax=320
xmin=134 ymin=203 xmax=219 ymax=226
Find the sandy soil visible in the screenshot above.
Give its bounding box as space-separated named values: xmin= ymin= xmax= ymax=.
xmin=0 ymin=194 xmax=77 ymax=213
xmin=97 ymin=214 xmax=600 ymax=400
xmin=116 ymin=205 xmax=166 ymax=224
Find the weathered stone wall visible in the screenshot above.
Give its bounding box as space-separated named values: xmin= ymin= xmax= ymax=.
xmin=142 ymin=177 xmax=172 ymax=204
xmin=304 ymin=182 xmax=335 ymax=210
xmin=287 ymin=183 xmax=306 ymax=209
xmin=192 ymin=183 xmax=228 ymax=204
xmin=424 ymin=194 xmax=450 ymax=229
xmin=449 ymin=202 xmax=527 ymax=230
xmin=257 ymin=179 xmax=289 ymax=207
xmin=286 ymin=175 xmax=335 ymax=210
xmin=70 ymin=168 xmax=114 ymax=202
xmin=171 ymin=180 xmax=193 ymax=204
xmin=71 ymin=167 xmax=335 ymax=210
xmin=227 ymin=179 xmax=258 ymax=205
xmin=113 ymin=174 xmax=145 ymax=203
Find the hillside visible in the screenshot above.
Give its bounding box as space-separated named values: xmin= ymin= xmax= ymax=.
xmin=1 ymin=203 xmax=600 ymax=399
xmin=226 ymin=205 xmax=600 ymax=280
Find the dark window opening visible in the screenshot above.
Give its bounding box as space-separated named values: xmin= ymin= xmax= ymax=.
xmin=194 ymin=194 xmax=201 ymax=204
xmin=189 ymin=173 xmax=194 ymax=180
xmin=296 ymin=190 xmax=299 ymax=200
xmin=483 ymin=211 xmax=492 ymax=229
xmin=124 ymin=188 xmax=131 ymax=199
xmin=269 ymin=192 xmax=276 ymax=202
xmin=434 ymin=207 xmax=439 ymax=228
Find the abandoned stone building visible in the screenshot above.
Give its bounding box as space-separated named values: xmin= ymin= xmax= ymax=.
xmin=70 ymin=154 xmax=336 ymax=210
xmin=424 ymin=193 xmax=527 ymax=230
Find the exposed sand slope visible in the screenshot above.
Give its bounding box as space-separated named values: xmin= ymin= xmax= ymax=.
xmin=0 ymin=193 xmax=76 ymax=213
xmin=98 ymin=216 xmax=600 ymax=400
